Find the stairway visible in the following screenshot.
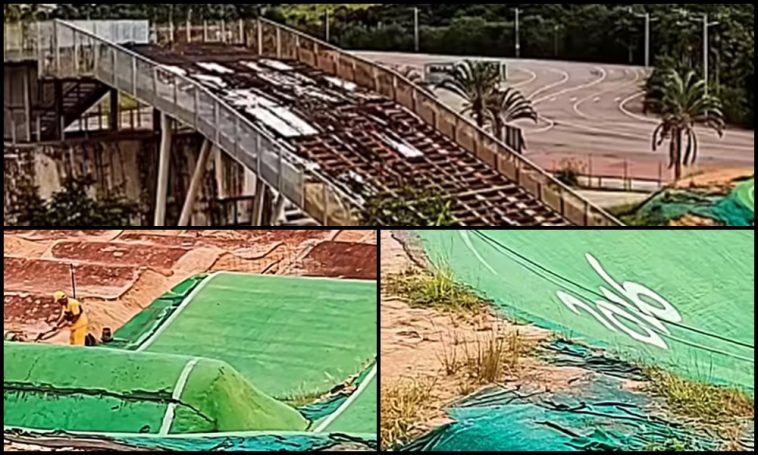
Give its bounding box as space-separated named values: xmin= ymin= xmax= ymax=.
xmin=279 ymin=201 xmax=319 ymax=227
xmin=34 ymin=78 xmax=110 ymax=141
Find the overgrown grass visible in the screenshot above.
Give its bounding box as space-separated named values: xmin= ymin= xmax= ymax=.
xmin=644 ymin=367 xmax=754 ymax=423
xmin=380 ymin=377 xmax=437 ymax=450
xmin=438 ymin=325 xmax=533 ymax=386
xmin=385 ymin=264 xmax=491 ymax=314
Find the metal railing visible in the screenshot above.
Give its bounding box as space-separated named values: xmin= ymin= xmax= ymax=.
xmin=36 ymin=19 xmax=361 ymax=226
xmin=248 ymin=18 xmax=623 ymax=226
xmin=7 ymin=17 xmax=622 ymax=226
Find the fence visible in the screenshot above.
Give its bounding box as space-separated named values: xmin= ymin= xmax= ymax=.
xmin=546 ymin=155 xmax=668 ymax=192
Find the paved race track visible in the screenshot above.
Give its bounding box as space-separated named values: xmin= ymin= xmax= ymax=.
xmin=357 ymin=52 xmax=755 ymax=183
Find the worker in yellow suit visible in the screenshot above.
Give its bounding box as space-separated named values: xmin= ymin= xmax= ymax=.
xmin=53 ymin=291 xmax=89 ymax=346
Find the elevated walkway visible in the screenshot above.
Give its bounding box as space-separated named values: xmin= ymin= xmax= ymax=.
xmin=4 ymin=19 xmax=621 ymax=226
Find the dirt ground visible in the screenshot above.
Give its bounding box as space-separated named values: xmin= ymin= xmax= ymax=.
xmin=3 ymin=229 xmax=376 ymax=344
xmin=675 ymin=168 xmax=753 ymax=192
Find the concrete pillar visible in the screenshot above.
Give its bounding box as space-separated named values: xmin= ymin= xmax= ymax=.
xmin=252 ymin=178 xmax=267 ymax=226
xmin=53 ymin=79 xmax=63 ymax=140
xmin=178 ymin=139 xmax=213 ymax=226
xmin=272 ymin=193 xmax=287 ymax=226
xmin=109 ymin=89 xmax=119 ymax=131
xmin=154 ymin=113 xmax=173 ymax=226
xmin=212 ymin=147 xmax=228 ymax=200
xmin=243 ymin=168 xmax=257 ymax=196
xmin=152 ymin=108 xmax=161 ymax=133
xmin=261 ymin=189 xmax=274 ymax=226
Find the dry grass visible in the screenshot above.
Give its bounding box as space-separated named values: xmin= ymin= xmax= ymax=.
xmin=438 ymin=325 xmax=533 ymax=387
xmin=644 ymin=367 xmax=754 ymax=423
xmin=380 ymin=377 xmax=437 ymax=450
xmin=385 ymin=263 xmax=490 ymax=314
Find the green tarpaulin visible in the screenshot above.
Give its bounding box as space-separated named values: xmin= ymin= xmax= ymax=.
xmin=417 ymin=230 xmax=754 ymax=392
xmin=4 ymin=272 xmax=378 ymax=450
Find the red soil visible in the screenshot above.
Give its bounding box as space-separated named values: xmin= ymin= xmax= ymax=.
xmin=4 ymin=257 xmax=139 ymax=298
xmin=16 ymin=230 xmax=115 ymax=240
xmin=300 ymin=241 xmax=377 ymax=280
xmin=4 ymin=293 xmax=60 ymax=324
xmin=51 ymin=241 xmax=190 ymax=272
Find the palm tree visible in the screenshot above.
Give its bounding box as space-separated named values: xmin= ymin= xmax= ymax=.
xmin=485 ymin=87 xmax=538 ymax=144
xmin=652 ymin=69 xmax=725 ymax=180
xmin=437 ymin=60 xmax=500 ymax=128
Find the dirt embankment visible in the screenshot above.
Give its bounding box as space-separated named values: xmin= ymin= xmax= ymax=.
xmin=380 ymin=231 xmax=594 ymax=446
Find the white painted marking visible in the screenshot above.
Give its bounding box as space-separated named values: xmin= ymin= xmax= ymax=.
xmin=313 ymin=364 xmax=377 ymax=433
xmin=159 ymin=359 xmax=200 ymax=435
xmin=460 ymin=231 xmax=497 ymax=275
xmin=135 ymin=272 xmax=221 ymax=352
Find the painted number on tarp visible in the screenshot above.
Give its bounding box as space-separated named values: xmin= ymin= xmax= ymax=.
xmin=556 ymin=254 xmax=682 ymax=350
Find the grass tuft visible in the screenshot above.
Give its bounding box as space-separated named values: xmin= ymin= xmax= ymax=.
xmin=644 ymin=367 xmax=754 ymax=423
xmin=438 ymin=325 xmax=533 ymax=386
xmin=380 ymin=377 xmax=437 ymax=450
xmin=385 ymin=263 xmax=491 ymax=314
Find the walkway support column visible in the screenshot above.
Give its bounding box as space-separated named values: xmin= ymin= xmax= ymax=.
xmin=109 ymin=89 xmax=119 ymax=131
xmin=252 ymin=179 xmax=267 ymax=226
xmin=154 ymin=113 xmax=173 ymax=226
xmin=271 ymin=193 xmax=286 ymax=226
xmin=178 ymin=139 xmax=213 ymax=226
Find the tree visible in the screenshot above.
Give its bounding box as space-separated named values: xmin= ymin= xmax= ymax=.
xmin=436 ymin=60 xmax=500 ymax=128
xmin=651 ymin=70 xmax=725 ymax=181
xmin=485 ymin=87 xmax=538 ymax=144
xmin=362 ymin=185 xmax=456 ymax=226
xmin=7 ymin=175 xmax=140 ymax=226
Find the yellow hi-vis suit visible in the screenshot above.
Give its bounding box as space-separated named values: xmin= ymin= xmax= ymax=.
xmin=63 ymin=298 xmax=89 ymax=346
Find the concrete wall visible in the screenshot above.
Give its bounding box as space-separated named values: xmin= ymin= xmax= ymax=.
xmin=3 ymin=131 xmax=253 ymax=226
xmin=4 ymin=62 xmax=38 ymax=143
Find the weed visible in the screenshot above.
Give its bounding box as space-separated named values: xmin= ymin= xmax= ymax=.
xmin=385 ymin=264 xmax=491 ymax=314
xmin=643 ymin=367 xmax=754 ymax=423
xmin=380 ymin=377 xmax=437 ymax=449
xmin=437 ymin=328 xmax=462 ymax=376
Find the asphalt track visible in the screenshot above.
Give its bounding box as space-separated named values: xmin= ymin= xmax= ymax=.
xmin=357 ymin=52 xmax=755 ymax=182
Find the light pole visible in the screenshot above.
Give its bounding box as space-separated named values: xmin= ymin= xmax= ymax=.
xmin=553 ymin=24 xmax=564 ymax=59
xmin=680 ymin=10 xmax=719 ymax=98
xmin=632 ymin=11 xmax=658 ymax=68
xmin=701 ymin=13 xmax=720 ymax=100
xmin=515 ymin=8 xmax=521 ymax=59
xmin=414 ymin=7 xmax=420 ymax=52
xmin=325 ymin=7 xmax=331 ymax=43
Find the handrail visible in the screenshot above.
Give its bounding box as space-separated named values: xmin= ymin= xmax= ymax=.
xmin=45 ymin=19 xmax=363 ymax=226
xmin=254 ymin=18 xmax=623 ymax=226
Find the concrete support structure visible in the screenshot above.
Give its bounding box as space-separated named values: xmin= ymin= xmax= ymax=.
xmin=214 ymin=147 xmax=227 ymax=199
xmin=178 ymin=139 xmax=213 ymax=226
xmin=252 ymin=178 xmax=267 ymax=226
xmin=53 ymin=79 xmax=63 ymax=140
xmin=272 ymin=193 xmax=287 ymax=226
xmin=153 ymin=113 xmax=173 ymax=226
xmin=109 ymin=89 xmax=119 ymax=131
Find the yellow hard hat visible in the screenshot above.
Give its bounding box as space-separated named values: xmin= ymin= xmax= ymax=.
xmin=53 ymin=291 xmax=67 ymax=302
